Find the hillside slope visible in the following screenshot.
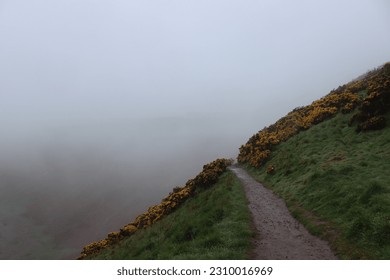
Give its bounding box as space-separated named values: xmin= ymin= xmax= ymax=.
xmin=238 ymin=62 xmax=390 ymax=168
xmin=79 ymin=63 xmax=389 ymax=260
xmin=79 ymin=158 xmax=255 ymax=259
xmin=243 ymin=112 xmax=390 ymax=259
xmin=238 ymin=63 xmax=390 ymax=259
xmin=83 ymin=170 xmax=252 ymax=259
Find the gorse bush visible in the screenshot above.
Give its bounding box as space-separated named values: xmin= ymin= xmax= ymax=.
xmin=238 ymin=62 xmax=390 ymax=168
xmin=79 ymin=158 xmax=233 ymax=259
xmin=357 ymin=116 xmax=387 ymax=132
xmin=350 ymin=64 xmax=390 ymax=131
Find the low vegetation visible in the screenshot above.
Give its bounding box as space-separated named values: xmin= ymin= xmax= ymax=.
xmin=236 ymin=62 xmax=389 ymax=259
xmin=244 ymin=112 xmax=390 ymax=259
xmin=238 ymin=62 xmax=390 ymax=168
xmin=78 ymin=158 xmax=249 ymax=259
xmin=83 ymin=171 xmax=252 ymax=259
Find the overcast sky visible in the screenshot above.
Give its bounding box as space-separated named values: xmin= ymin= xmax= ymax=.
xmin=1 ymin=0 xmax=389 ymax=130
xmin=0 ymin=0 xmax=389 ymax=259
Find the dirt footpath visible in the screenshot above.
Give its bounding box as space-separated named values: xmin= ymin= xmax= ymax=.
xmin=229 ymin=166 xmax=336 ymax=260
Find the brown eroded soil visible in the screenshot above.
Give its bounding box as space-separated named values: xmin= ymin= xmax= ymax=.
xmin=229 ymin=166 xmax=337 ymax=260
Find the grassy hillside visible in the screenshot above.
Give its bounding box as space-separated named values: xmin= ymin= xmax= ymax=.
xmin=78 ymin=63 xmax=389 ymax=260
xmin=84 ymin=171 xmax=252 ymax=259
xmin=79 ymin=158 xmax=243 ymax=259
xmin=237 ymin=62 xmax=390 ymax=259
xmin=238 ymin=63 xmax=390 ymax=168
xmin=243 ymin=112 xmax=390 ymax=259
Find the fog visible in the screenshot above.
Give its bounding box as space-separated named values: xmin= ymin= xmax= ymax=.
xmin=0 ymin=0 xmax=389 ymax=259
xmin=0 ymin=116 xmax=248 ymax=259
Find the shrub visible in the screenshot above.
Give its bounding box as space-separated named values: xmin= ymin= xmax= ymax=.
xmin=357 ymin=116 xmax=386 ymax=132
xmin=350 ymin=64 xmax=390 ymax=130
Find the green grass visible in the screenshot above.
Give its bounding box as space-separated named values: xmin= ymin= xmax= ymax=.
xmin=87 ymin=171 xmax=252 ymax=259
xmin=244 ymin=112 xmax=390 ymax=259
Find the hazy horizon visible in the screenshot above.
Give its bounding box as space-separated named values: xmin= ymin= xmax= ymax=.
xmin=0 ymin=0 xmax=389 ymax=259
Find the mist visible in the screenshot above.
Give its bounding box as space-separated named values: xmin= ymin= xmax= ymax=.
xmin=1 ymin=0 xmax=389 ymax=259
xmin=0 ymin=115 xmax=255 ymax=259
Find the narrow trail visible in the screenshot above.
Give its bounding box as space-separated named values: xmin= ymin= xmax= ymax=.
xmin=229 ymin=166 xmax=336 ymax=260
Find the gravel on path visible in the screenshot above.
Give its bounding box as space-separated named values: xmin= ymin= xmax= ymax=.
xmin=229 ymin=166 xmax=337 ymax=260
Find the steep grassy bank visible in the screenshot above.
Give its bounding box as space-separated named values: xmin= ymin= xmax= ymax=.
xmin=84 ymin=171 xmax=252 ymax=259
xmin=243 ymin=112 xmax=390 ymax=259
xmin=238 ymin=62 xmax=390 ymax=168
xmin=79 ymin=158 xmax=235 ymax=258
xmin=237 ymin=62 xmax=390 ymax=259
